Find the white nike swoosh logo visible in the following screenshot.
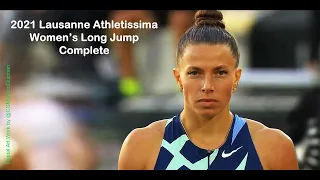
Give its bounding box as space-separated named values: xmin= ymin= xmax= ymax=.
xmin=222 ymin=146 xmax=243 ymax=158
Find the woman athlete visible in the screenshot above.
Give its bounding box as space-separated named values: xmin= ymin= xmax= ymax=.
xmin=118 ymin=10 xmax=299 ymax=170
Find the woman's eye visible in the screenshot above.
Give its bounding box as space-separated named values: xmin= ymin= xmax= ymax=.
xmin=187 ymin=71 xmax=198 ymax=76
xmin=217 ymin=70 xmax=228 ymax=76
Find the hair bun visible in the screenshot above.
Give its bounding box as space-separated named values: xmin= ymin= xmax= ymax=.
xmin=194 ymin=10 xmax=225 ymax=29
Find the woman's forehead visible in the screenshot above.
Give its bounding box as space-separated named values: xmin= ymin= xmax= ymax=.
xmin=180 ymin=44 xmax=235 ymax=68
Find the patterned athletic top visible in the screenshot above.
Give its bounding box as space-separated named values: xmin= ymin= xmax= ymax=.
xmin=154 ymin=113 xmax=264 ymax=170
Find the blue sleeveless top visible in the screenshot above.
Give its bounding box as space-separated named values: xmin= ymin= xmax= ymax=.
xmin=154 ymin=114 xmax=264 ymax=170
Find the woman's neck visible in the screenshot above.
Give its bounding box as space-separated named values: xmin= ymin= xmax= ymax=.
xmin=180 ymin=104 xmax=233 ymax=140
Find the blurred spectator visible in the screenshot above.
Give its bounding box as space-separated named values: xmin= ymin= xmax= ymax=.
xmin=0 ymin=10 xmax=195 ymax=99
xmin=109 ymin=10 xmax=195 ymax=97
xmin=0 ymin=10 xmax=107 ymax=75
xmin=0 ymin=44 xmax=98 ymax=170
xmin=0 ymin=10 xmax=124 ymax=108
xmin=287 ymin=10 xmax=320 ymax=170
xmin=0 ymin=10 xmax=64 ymax=74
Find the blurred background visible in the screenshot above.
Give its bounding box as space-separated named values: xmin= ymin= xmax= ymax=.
xmin=0 ymin=10 xmax=319 ymax=170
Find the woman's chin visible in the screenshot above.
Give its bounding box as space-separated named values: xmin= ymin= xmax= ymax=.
xmin=196 ymin=108 xmax=220 ymax=120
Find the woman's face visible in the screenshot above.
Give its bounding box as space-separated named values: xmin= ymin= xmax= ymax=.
xmin=174 ymin=44 xmax=242 ymax=119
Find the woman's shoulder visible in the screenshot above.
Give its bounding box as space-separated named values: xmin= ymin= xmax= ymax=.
xmin=244 ymin=118 xmax=298 ymax=169
xmin=245 ymin=118 xmax=290 ymax=142
xmin=126 ymin=119 xmax=168 ymax=143
xmin=118 ymin=119 xmax=168 ymax=169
